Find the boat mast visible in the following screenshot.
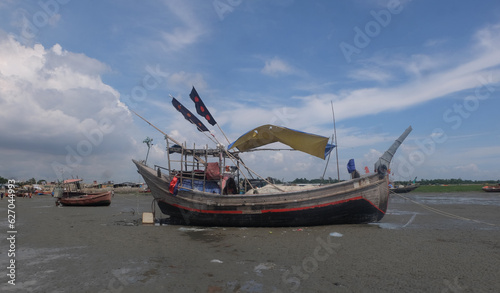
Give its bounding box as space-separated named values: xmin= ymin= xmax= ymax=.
xmin=321 ymin=101 xmax=340 ymax=183
xmin=332 ymin=101 xmax=340 ymax=182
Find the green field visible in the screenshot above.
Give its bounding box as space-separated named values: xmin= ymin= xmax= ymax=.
xmin=415 ymin=184 xmax=485 ymax=193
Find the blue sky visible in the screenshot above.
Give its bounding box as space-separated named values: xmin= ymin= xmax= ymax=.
xmin=0 ymin=0 xmax=499 ymax=183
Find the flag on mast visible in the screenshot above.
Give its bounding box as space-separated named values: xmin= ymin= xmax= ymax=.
xmin=189 ymin=86 xmax=217 ymax=126
xmin=172 ymin=97 xmax=209 ymax=132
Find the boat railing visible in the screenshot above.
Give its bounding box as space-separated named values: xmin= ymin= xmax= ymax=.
xmin=166 ymin=139 xmax=225 ymax=194
xmin=154 ymin=164 xmax=170 ymax=178
xmin=162 ymin=137 xmax=246 ymax=195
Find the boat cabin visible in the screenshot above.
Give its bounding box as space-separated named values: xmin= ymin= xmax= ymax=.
xmin=157 ymin=143 xmax=241 ymax=195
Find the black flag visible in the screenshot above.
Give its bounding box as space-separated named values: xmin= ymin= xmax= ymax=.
xmin=189 ymin=86 xmax=217 ymax=126
xmin=172 ymin=97 xmax=209 ymax=132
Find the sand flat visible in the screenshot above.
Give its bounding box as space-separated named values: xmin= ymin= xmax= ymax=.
xmin=1 ymin=192 xmax=499 ymax=292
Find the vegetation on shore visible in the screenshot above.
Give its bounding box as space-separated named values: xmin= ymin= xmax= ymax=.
xmin=2 ymin=176 xmax=498 ymax=193
xmin=413 ymin=184 xmax=485 ymax=193
xmin=393 ymin=178 xmax=498 ymax=193
xmin=407 ymin=178 xmax=498 ymax=186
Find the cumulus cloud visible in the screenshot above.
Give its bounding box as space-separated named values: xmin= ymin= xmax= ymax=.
xmin=0 ymin=34 xmax=138 ymax=181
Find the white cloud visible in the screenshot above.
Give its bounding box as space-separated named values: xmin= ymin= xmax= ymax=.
xmin=423 ymin=38 xmax=448 ymax=47
xmin=167 ymin=71 xmax=207 ymax=91
xmin=161 ymin=0 xmax=207 ymax=51
xmin=474 ymin=23 xmax=500 ymax=50
xmin=261 ymin=57 xmax=296 ymax=76
xmin=0 ymin=34 xmax=139 ymax=182
xmin=348 ymin=67 xmax=393 ymax=83
xmin=455 ymin=163 xmax=480 ymax=173
xmin=296 ymin=23 xmax=500 ymax=122
xmin=271 ymin=152 xmax=284 ymax=164
xmin=210 ymin=24 xmax=500 ymax=181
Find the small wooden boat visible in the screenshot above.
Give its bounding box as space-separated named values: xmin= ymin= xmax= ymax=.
xmin=56 ymin=191 xmax=113 ymax=206
xmin=482 ymin=185 xmax=500 ymax=192
xmin=133 ymin=122 xmax=412 ymax=227
xmin=390 ymin=184 xmax=419 ymax=193
xmin=54 ymin=179 xmax=113 ymax=206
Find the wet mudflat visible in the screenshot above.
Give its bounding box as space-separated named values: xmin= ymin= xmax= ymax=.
xmin=0 ymin=192 xmax=499 ymax=292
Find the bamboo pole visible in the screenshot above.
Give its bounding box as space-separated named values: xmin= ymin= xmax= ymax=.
xmin=131 ymin=109 xmax=207 ymax=165
xmin=332 ymin=101 xmax=340 ymax=182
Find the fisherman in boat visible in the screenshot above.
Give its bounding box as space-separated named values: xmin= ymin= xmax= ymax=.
xmin=223 ymin=177 xmax=237 ymax=195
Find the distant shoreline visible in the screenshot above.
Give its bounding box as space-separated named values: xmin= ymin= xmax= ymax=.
xmin=412 ymin=184 xmax=492 ymax=193
xmin=97 ymin=184 xmax=496 ymax=194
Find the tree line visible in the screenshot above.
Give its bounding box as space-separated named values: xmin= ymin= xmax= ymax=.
xmin=288 ymin=177 xmax=498 ymax=185
xmin=405 ymin=178 xmax=499 ymax=185
xmin=0 ymin=176 xmax=47 ymax=186
xmin=3 ymin=175 xmax=498 ymax=187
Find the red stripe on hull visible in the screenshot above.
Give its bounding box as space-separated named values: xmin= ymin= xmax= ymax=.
xmin=363 ymin=198 xmax=386 ymax=214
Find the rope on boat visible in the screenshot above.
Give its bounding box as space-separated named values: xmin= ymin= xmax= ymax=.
xmin=132 ymin=106 xmax=285 ymax=193
xmin=391 ymin=191 xmax=499 ymax=227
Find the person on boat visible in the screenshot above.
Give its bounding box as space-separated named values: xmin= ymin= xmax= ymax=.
xmin=347 ymin=159 xmax=360 ymax=179
xmin=223 ymin=177 xmax=237 ymax=195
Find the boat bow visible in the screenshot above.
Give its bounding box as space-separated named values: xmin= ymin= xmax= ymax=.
xmin=375 ymin=126 xmax=412 ymax=176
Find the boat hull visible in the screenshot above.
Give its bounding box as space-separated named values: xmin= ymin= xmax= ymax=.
xmin=390 ymin=185 xmax=419 ymax=193
xmin=133 ymin=160 xmax=389 ymax=227
xmin=482 ymin=186 xmax=500 ymax=192
xmin=57 ymin=191 xmax=113 ymax=206
xmin=156 ymin=196 xmax=385 ymax=227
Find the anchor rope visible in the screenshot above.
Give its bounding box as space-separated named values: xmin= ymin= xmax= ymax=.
xmin=390 ymin=191 xmax=499 ymax=227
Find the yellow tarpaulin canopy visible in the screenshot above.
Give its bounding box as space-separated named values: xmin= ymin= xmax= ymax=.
xmin=228 ymin=124 xmax=331 ymax=160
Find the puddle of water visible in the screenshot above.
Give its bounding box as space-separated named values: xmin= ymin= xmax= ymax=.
xmin=253 ymin=262 xmax=276 ymax=276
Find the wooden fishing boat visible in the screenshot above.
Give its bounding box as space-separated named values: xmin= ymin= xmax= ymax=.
xmin=56 ymin=191 xmax=113 ymax=206
xmin=482 ymin=185 xmax=500 ymax=192
xmin=390 ymin=184 xmax=419 ymax=193
xmin=54 ymin=179 xmax=113 ymax=206
xmin=133 ymin=123 xmax=412 ymax=227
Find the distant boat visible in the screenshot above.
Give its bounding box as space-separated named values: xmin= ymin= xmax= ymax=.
xmin=482 ymin=184 xmax=500 ymax=192
xmin=133 ymin=124 xmax=413 ymax=227
xmin=390 ymin=184 xmax=419 ymax=193
xmin=54 ymin=179 xmax=113 ymax=206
